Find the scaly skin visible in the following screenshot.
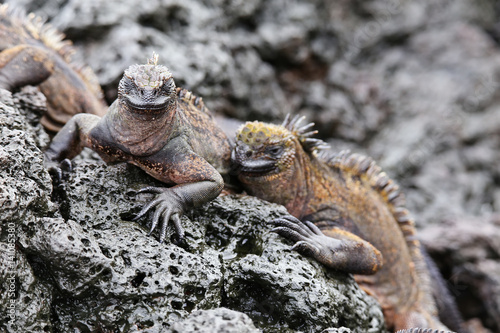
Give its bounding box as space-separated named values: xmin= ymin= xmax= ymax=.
xmin=231 ymin=115 xmax=455 ymax=332
xmin=45 ymin=53 xmax=231 ymax=243
xmin=0 ymin=4 xmax=106 ymax=132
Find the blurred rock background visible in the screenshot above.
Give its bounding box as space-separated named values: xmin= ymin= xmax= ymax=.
xmin=2 ymin=0 xmax=500 ymax=331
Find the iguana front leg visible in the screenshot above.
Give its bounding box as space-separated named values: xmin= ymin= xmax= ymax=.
xmin=272 ymin=215 xmax=382 ymax=275
xmin=0 ymin=45 xmax=54 ymax=90
xmin=133 ymin=145 xmax=224 ymax=243
xmin=44 ymin=113 xmax=102 ymax=176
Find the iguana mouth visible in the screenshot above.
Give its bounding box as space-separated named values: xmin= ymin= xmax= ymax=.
xmin=237 ymin=160 xmax=277 ymax=176
xmin=124 ymin=91 xmax=172 ymax=113
xmin=126 ymin=99 xmax=170 ymax=112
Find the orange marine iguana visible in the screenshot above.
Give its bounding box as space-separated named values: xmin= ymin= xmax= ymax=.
xmin=44 ymin=53 xmax=232 ymax=243
xmin=231 ymin=115 xmax=465 ymax=332
xmin=0 ymin=4 xmax=107 ymax=132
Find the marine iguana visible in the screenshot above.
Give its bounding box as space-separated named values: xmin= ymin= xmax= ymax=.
xmin=0 ymin=4 xmax=107 ymax=132
xmin=45 ymin=53 xmax=232 ymax=243
xmin=231 ymin=115 xmax=465 ymax=332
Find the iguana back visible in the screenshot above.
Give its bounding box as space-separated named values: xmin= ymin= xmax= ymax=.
xmin=0 ymin=4 xmax=106 ymax=132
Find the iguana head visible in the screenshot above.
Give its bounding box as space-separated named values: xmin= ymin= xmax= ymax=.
xmin=232 ymin=121 xmax=295 ymax=180
xmin=232 ymin=115 xmax=329 ymax=190
xmin=118 ymin=52 xmax=176 ymax=115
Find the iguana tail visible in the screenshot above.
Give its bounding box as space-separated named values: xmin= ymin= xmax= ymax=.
xmin=421 ymin=246 xmax=469 ymax=333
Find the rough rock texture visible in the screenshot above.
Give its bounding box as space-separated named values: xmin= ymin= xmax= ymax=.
xmin=0 ymin=89 xmax=385 ymax=332
xmin=11 ymin=0 xmax=500 ymax=226
xmin=420 ymin=216 xmax=500 ymax=333
xmin=167 ymin=308 xmax=260 ymax=333
xmin=3 ymin=0 xmax=500 ymax=331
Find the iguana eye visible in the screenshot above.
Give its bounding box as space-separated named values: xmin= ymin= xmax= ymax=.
xmin=266 ymin=145 xmax=284 ymax=157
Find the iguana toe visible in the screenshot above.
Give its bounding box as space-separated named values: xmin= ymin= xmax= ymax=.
xmin=290 ymin=240 xmax=321 ymax=257
xmin=272 ymin=215 xmax=318 ymax=238
xmin=272 ymin=216 xmax=337 ymax=261
xmin=45 ymin=158 xmax=72 ymax=184
xmin=134 ymin=186 xmax=186 ymax=243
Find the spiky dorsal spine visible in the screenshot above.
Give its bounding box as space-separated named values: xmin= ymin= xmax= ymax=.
xmin=176 ymin=87 xmax=210 ymax=115
xmin=282 ymin=114 xmax=329 ymax=154
xmin=0 ymin=4 xmax=73 ymax=59
xmin=323 ymin=150 xmax=414 ymax=235
xmin=0 ymin=4 xmax=104 ymax=100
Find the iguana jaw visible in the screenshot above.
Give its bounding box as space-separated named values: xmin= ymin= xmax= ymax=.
xmin=231 ymin=145 xmax=280 ymax=179
xmin=124 ymin=92 xmax=172 ymax=113
xmin=237 ymin=159 xmax=278 ymax=176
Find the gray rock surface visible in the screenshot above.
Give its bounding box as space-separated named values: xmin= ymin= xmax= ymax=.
xmin=0 ymin=89 xmax=385 ymax=332
xmin=0 ymin=88 xmax=57 ymax=332
xmin=3 ymin=0 xmax=500 ymax=331
xmin=168 ymin=308 xmax=260 ymax=333
xmin=420 ymin=215 xmax=500 ymax=333
xmin=9 ymin=0 xmax=499 ymax=229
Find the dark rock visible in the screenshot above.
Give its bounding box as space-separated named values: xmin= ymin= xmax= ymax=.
xmin=420 ymin=215 xmax=500 ymax=333
xmin=0 ymin=89 xmax=385 ymax=332
xmin=168 ymin=307 xmax=260 ymax=333
xmin=11 ymin=0 xmax=500 ymax=231
xmin=0 ymin=89 xmax=56 ymax=332
xmin=4 ymin=0 xmax=500 ymax=330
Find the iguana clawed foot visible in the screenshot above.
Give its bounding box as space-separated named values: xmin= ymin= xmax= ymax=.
xmin=272 ymin=215 xmax=341 ymax=266
xmin=133 ymin=186 xmax=186 ymax=244
xmin=45 ymin=158 xmax=73 ymax=184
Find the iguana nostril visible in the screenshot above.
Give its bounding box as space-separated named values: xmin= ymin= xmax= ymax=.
xmin=246 ymin=151 xmax=252 ymax=158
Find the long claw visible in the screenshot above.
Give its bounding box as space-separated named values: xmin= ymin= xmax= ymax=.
xmin=271 ymin=226 xmax=307 ymax=243
xmin=273 ymin=218 xmax=309 ymax=236
xmin=149 ymin=204 xmax=166 ymax=235
xmin=291 ymin=240 xmax=320 ymax=257
xmin=304 ymin=220 xmax=323 ymax=235
xmin=48 ymin=166 xmax=63 ymax=183
xmin=171 ymin=214 xmax=185 ymax=242
xmin=134 ymin=197 xmax=163 ymax=221
xmin=159 ymin=208 xmax=172 ymax=243
xmin=280 ymin=215 xmax=302 ymax=223
xmin=61 ymin=158 xmax=72 ymax=173
xmin=136 ymin=186 xmax=166 ymax=194
xmin=273 ymin=216 xmax=315 ymax=237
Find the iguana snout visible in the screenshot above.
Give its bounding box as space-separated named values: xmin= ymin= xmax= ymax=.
xmin=231 ymin=142 xmax=281 ymax=175
xmin=118 ymin=54 xmax=176 ymax=113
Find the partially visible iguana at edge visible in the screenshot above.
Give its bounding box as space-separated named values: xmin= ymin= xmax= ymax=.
xmin=0 ymin=4 xmax=107 ymax=132
xmin=231 ymin=115 xmax=466 ymax=333
xmin=45 ymin=53 xmax=232 ymax=243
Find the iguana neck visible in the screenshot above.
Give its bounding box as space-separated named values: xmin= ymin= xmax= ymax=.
xmin=107 ymin=99 xmax=178 ymax=156
xmin=283 ymin=150 xmax=315 ymax=219
xmin=242 ymin=143 xmax=313 ymax=217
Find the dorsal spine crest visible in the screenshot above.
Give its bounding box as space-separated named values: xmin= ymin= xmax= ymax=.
xmin=176 ymin=87 xmax=209 ymax=114
xmin=323 ymin=150 xmax=418 ymax=240
xmin=0 ymin=4 xmax=103 ymax=99
xmin=282 ymin=114 xmax=329 ymax=153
